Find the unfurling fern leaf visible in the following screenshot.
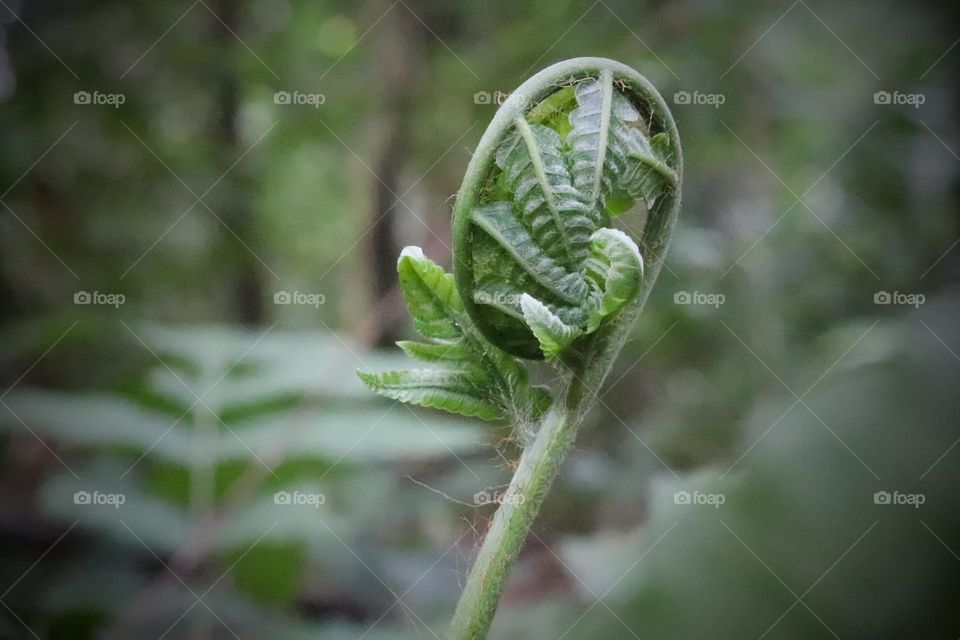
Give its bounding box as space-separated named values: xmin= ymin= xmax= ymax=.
xmin=361 ymin=58 xmax=682 ymax=640
xmin=361 ymin=57 xmax=681 ymax=419
xmin=454 ymin=61 xmax=680 ymax=361
xmin=584 ymin=227 xmax=645 ymax=330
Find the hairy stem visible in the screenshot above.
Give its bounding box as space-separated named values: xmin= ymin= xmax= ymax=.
xmin=445 ymin=368 xmax=590 ymax=639
xmin=446 ymin=285 xmax=650 ymax=639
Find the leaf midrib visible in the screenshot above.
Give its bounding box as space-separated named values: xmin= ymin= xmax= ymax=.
xmin=590 ymin=70 xmax=614 ymax=205
xmin=514 ymin=117 xmax=576 ymax=267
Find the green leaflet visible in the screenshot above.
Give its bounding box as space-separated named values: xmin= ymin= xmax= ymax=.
xmin=359 ymin=247 xmax=550 ymax=424
xmin=525 ymin=85 xmax=576 ymax=137
xmin=396 ymin=340 xmax=474 ymax=365
xmin=568 ymin=71 xmax=619 ymax=204
xmin=520 ymin=294 xmax=582 ymax=359
xmin=584 ymin=228 xmax=645 ymax=331
xmin=397 ymin=246 xmax=463 ymax=340
xmin=471 ymin=201 xmax=588 ymax=304
xmin=496 ymin=119 xmax=600 ymax=266
xmin=621 ymin=131 xmax=677 ymax=209
xmin=357 ymin=370 xmax=504 ymax=421
xmin=460 ymin=72 xmax=678 ymax=360
xmin=569 ymin=71 xmax=677 ymax=212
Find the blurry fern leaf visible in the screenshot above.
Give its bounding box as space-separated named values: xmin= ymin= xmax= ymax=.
xmin=2 ymin=387 xmax=486 ymax=465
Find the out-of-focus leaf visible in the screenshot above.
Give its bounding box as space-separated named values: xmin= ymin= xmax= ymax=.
xmin=2 ymin=388 xmax=193 ymax=459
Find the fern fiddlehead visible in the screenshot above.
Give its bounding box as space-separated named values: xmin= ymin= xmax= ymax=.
xmin=359 ymin=57 xmax=682 ymax=639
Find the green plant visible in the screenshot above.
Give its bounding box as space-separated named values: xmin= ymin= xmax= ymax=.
xmin=1 ymin=325 xmax=486 ymax=637
xmin=359 ymin=57 xmax=682 ymax=640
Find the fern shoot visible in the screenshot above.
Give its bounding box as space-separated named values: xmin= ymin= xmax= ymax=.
xmin=359 ymin=57 xmax=682 ymax=640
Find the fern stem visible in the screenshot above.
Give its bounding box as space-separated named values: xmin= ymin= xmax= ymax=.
xmin=445 ymin=368 xmax=590 ymax=639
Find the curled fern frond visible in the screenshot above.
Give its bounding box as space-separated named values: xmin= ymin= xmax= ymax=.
xmin=453 ymin=59 xmax=682 ymax=360
xmin=358 ymin=58 xmax=681 ymax=640
xmin=584 ymin=227 xmax=645 ymax=330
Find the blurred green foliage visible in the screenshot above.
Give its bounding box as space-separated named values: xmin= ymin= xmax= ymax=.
xmin=0 ymin=0 xmax=957 ymax=638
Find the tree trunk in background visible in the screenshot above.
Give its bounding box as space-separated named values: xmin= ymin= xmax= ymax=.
xmin=213 ymin=0 xmax=264 ymax=326
xmin=368 ymin=1 xmax=424 ymax=347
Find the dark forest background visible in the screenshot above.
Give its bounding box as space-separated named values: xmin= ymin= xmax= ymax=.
xmin=0 ymin=1 xmax=958 ymax=638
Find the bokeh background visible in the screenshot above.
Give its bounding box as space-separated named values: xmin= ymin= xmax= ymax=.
xmin=1 ymin=0 xmax=958 ymax=638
